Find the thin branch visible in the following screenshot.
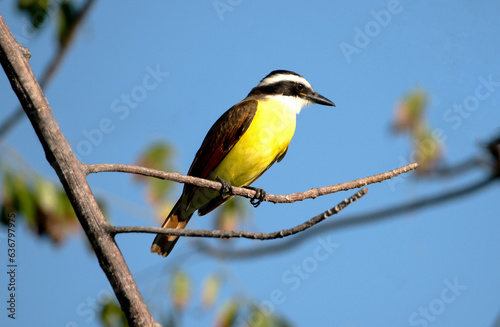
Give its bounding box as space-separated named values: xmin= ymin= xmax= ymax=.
xmin=417 ymin=134 xmax=500 ymax=178
xmin=192 ymin=175 xmax=496 ymax=260
xmin=432 ymin=156 xmax=484 ymax=178
xmin=0 ymin=0 xmax=97 ymax=138
xmin=109 ymin=188 xmax=368 ymax=239
xmin=85 ymin=162 xmax=417 ymax=204
xmin=0 ymin=14 xmax=159 ymax=327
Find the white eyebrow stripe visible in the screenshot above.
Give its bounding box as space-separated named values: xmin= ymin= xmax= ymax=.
xmin=257 ymin=74 xmax=312 ymax=89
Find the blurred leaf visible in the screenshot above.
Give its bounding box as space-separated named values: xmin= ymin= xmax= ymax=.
xmin=1 ymin=167 xmax=36 ymax=224
xmin=215 ymin=300 xmax=240 ymax=327
xmin=393 ymin=87 xmax=428 ymax=133
xmin=247 ymin=307 xmax=270 ymax=327
xmin=14 ymin=175 xmax=35 ymax=221
xmin=1 ymin=166 xmax=80 ymax=243
xmin=148 ymin=178 xmax=173 ymax=205
xmin=393 ymin=87 xmax=444 ymax=175
xmin=136 ymin=141 xmax=175 ymax=173
xmin=18 ymin=0 xmax=49 ymax=29
xmin=246 ymin=304 xmax=292 ymax=327
xmin=215 ymin=197 xmax=246 ymax=234
xmin=170 ymin=270 xmax=191 ymax=310
xmin=58 ymin=0 xmax=78 ymax=46
xmin=34 ymin=176 xmax=79 ymax=243
xmin=159 ymin=312 xmax=177 ymax=327
xmin=201 ymin=274 xmax=221 ymax=308
xmin=100 ymin=300 xmax=128 ymax=327
xmin=156 ymin=201 xmax=174 ymax=221
xmin=413 ymin=125 xmax=443 ymax=174
xmin=35 ymin=175 xmax=59 ymax=214
xmin=135 ymin=141 xmax=176 ymax=205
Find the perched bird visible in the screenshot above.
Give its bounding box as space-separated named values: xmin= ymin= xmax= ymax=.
xmin=151 ymin=70 xmax=335 ymax=257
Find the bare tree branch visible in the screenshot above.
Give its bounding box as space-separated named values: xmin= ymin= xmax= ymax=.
xmin=108 ymin=188 xmax=368 ymax=239
xmin=84 ymin=162 xmax=418 ymax=204
xmin=433 ymin=157 xmax=482 ymax=177
xmin=0 ymin=14 xmax=160 ymax=327
xmin=0 ymin=0 xmax=97 ymax=138
xmin=192 ymin=175 xmax=496 ymax=260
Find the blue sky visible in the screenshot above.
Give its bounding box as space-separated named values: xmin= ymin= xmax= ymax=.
xmin=1 ymin=0 xmax=500 ymax=326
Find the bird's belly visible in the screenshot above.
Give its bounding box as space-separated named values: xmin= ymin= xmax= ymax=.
xmin=211 ymin=100 xmax=296 ymax=187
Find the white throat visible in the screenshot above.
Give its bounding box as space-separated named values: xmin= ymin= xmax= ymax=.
xmin=270 ymin=95 xmax=310 ymax=114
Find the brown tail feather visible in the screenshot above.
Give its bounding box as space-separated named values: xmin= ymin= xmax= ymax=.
xmin=151 ymin=199 xmax=193 ymax=257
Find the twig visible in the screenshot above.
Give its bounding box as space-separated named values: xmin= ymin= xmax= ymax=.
xmin=0 ymin=0 xmax=97 ymax=138
xmin=0 ymin=14 xmax=160 ymax=327
xmin=432 ymin=156 xmax=483 ymax=178
xmin=193 ymin=176 xmax=496 ymax=260
xmin=108 ymin=188 xmax=368 ymax=239
xmin=84 ymin=162 xmax=417 ymax=204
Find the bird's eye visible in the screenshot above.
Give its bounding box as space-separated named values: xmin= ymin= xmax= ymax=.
xmin=297 ymin=83 xmax=305 ymax=91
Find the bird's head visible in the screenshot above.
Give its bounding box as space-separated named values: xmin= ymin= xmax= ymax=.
xmin=247 ymin=70 xmax=335 ymax=114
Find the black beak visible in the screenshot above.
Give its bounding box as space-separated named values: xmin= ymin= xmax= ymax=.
xmin=306 ymin=91 xmax=335 ymax=107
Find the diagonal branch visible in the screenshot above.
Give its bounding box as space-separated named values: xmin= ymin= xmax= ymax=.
xmin=108 ymin=188 xmax=368 ymax=239
xmin=0 ymin=14 xmax=159 ymax=327
xmin=193 ymin=175 xmax=496 ymax=260
xmin=0 ymin=0 xmax=97 ymax=138
xmin=84 ymin=162 xmax=418 ymax=204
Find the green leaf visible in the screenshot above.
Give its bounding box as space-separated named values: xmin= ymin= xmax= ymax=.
xmin=135 ymin=141 xmax=176 ymax=205
xmin=413 ymin=124 xmax=443 ymax=174
xmin=35 ymin=175 xmax=59 ymax=214
xmin=405 ymin=88 xmax=428 ymax=121
xmin=58 ymin=0 xmax=78 ymax=46
xmin=201 ymin=274 xmax=221 ymax=308
xmin=18 ymin=0 xmax=50 ymax=29
xmin=32 ymin=175 xmax=79 ymax=242
xmin=393 ymin=87 xmax=429 ymax=133
xmin=1 ymin=168 xmax=36 ymax=224
xmin=246 ymin=304 xmax=292 ymax=327
xmin=147 ymin=178 xmax=172 ymax=204
xmin=136 ymin=141 xmax=175 ymax=172
xmin=393 ymin=87 xmax=444 ymax=175
xmin=170 ymin=270 xmax=191 ymax=310
xmin=1 ymin=169 xmax=16 ymax=224
xmin=215 ymin=300 xmax=240 ymax=327
xmin=100 ymin=300 xmax=128 ymax=327
xmin=1 ymin=165 xmax=80 ymax=243
xmin=215 ymin=197 xmax=246 ymax=232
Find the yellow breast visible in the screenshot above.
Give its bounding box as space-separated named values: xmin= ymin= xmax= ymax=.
xmin=212 ymin=98 xmax=297 ymax=187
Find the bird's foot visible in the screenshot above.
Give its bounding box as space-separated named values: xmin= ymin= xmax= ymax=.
xmin=216 ymin=177 xmax=233 ymax=196
xmin=244 ymin=186 xmax=267 ymax=208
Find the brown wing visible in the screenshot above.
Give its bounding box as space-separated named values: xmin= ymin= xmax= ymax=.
xmin=276 ymin=146 xmax=288 ymax=163
xmin=183 ymin=99 xmax=258 ymax=198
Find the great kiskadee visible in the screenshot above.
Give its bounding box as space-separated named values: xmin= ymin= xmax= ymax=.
xmin=151 ymin=70 xmax=335 ymax=257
